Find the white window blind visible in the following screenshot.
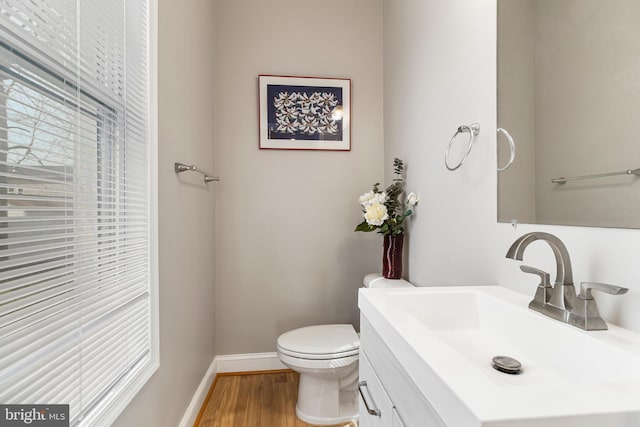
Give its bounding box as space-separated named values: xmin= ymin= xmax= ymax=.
xmin=0 ymin=0 xmax=157 ymax=425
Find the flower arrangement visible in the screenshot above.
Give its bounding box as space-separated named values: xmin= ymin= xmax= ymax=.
xmin=355 ymin=158 xmax=419 ymax=236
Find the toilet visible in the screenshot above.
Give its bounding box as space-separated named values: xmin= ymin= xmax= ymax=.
xmin=276 ymin=273 xmax=413 ymax=425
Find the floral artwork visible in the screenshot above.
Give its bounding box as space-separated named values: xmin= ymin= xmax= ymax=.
xmin=259 ymin=75 xmax=351 ymax=150
xmin=268 ymin=86 xmax=342 ymax=140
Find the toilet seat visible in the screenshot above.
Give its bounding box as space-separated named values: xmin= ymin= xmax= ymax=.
xmin=277 ymin=345 xmax=359 ymax=360
xmin=277 ymin=324 xmax=359 ymax=360
xmin=277 ymin=351 xmax=359 ymax=371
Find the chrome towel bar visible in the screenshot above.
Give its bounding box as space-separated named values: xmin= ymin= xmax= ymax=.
xmin=445 ymin=123 xmax=480 ymax=171
xmin=174 ymin=162 xmax=220 ymax=183
xmin=551 ymin=168 xmax=640 ymax=184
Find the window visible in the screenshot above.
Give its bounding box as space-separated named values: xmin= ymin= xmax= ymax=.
xmin=0 ymin=0 xmax=157 ymax=425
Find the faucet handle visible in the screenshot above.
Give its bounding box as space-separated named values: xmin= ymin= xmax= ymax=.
xmin=520 ymin=265 xmax=551 ymax=287
xmin=578 ymin=282 xmax=629 ymax=300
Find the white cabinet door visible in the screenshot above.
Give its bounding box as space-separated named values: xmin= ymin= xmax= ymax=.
xmin=392 ymin=408 xmax=407 ymax=427
xmin=359 ymin=353 xmax=393 ymax=427
xmin=361 ymin=316 xmax=448 ymax=427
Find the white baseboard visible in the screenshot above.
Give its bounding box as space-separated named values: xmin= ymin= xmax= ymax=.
xmin=178 ymin=358 xmax=218 ymax=427
xmin=178 ymin=352 xmax=286 ymax=427
xmin=216 ymin=352 xmax=286 ymax=373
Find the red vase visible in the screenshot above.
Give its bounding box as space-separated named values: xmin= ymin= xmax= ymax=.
xmin=382 ymin=234 xmax=404 ymax=279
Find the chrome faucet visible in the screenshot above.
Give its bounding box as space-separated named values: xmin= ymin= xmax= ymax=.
xmin=506 ymin=232 xmax=628 ymax=330
xmin=506 ymin=232 xmax=576 ymax=322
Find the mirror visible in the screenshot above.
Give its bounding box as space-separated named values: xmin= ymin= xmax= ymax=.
xmin=497 ymin=0 xmax=640 ymax=228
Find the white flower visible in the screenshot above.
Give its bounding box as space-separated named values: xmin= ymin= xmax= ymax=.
xmin=358 ymin=191 xmax=375 ymax=206
xmin=273 ymin=92 xmax=297 ymax=108
xmin=275 ymin=116 xmax=298 ymax=133
xmin=358 ymin=191 xmax=387 ymax=207
xmin=375 ymin=192 xmax=387 ymax=204
xmin=407 ymin=192 xmax=420 ymax=206
xmin=364 ymin=202 xmax=388 ymax=226
xmin=299 ymin=115 xmax=320 ymax=134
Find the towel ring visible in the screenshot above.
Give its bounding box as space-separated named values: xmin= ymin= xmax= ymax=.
xmin=497 ymin=128 xmax=515 ymax=172
xmin=445 ymin=123 xmax=480 ymax=171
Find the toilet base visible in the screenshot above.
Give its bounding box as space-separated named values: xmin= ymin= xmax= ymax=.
xmin=295 ymin=395 xmax=358 ymax=425
xmin=295 ymin=372 xmax=359 ymax=425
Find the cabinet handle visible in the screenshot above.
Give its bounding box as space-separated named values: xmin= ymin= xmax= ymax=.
xmin=358 ymin=380 xmax=381 ymax=417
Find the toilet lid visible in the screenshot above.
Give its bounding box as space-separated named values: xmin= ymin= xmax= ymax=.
xmin=277 ymin=324 xmax=359 ymax=358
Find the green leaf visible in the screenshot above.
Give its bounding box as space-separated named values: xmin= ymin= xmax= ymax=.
xmin=355 ymin=221 xmax=376 ymax=232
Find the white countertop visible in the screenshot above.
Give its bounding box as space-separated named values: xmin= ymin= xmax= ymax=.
xmin=359 ymin=285 xmax=640 ymax=427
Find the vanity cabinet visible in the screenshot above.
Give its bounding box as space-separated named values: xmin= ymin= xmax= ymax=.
xmin=392 ymin=409 xmax=407 ymax=427
xmin=359 ymin=315 xmax=446 ymax=427
xmin=358 ymin=352 xmax=393 ymax=427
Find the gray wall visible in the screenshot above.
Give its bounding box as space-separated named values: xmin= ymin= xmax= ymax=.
xmin=384 ymin=0 xmax=640 ymax=332
xmin=213 ymin=0 xmax=384 ymax=354
xmin=382 ymin=0 xmax=498 ymax=286
xmin=113 ymin=0 xmax=217 ymax=425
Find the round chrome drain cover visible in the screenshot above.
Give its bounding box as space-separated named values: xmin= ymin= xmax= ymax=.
xmin=492 ymin=355 xmax=522 ymax=375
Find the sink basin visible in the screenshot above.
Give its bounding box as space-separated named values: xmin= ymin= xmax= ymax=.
xmin=359 ymin=286 xmax=640 ymax=426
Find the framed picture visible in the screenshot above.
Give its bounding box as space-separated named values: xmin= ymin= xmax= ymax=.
xmin=259 ymin=75 xmax=351 ymax=151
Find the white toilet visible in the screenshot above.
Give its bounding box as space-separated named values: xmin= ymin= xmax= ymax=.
xmin=276 ymin=273 xmax=413 ymax=425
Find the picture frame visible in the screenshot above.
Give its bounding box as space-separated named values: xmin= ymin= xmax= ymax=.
xmin=258 ymin=75 xmax=351 ymax=151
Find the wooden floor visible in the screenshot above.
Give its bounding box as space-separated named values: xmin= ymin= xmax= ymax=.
xmin=195 ymin=370 xmax=357 ymax=427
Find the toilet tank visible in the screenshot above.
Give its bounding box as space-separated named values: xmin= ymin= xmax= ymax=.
xmin=363 ymin=273 xmax=413 ymax=289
